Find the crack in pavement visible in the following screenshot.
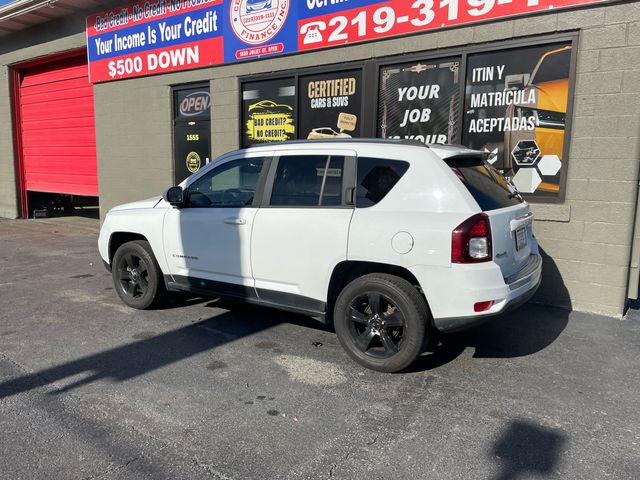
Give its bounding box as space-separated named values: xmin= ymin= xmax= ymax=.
xmin=366 ymin=434 xmax=379 ymax=446
xmin=83 ymin=457 xmax=140 ymax=480
xmin=192 ymin=457 xmax=235 ymax=479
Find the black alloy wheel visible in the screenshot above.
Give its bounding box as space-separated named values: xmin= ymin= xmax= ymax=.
xmin=116 ymin=252 xmax=149 ymax=300
xmin=334 ymin=273 xmax=430 ymax=373
xmin=347 ymin=292 xmax=406 ymax=358
xmin=112 ymin=240 xmax=165 ymax=309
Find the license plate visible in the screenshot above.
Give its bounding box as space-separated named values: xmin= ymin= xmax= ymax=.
xmin=515 ymin=227 xmax=527 ymax=251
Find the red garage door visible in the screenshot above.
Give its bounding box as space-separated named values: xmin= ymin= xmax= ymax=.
xmin=19 ymin=54 xmax=98 ymax=197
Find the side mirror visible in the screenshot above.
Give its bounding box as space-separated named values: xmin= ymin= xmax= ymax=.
xmin=163 ymin=186 xmax=185 ymax=207
xmin=504 ymin=73 xmax=530 ymax=90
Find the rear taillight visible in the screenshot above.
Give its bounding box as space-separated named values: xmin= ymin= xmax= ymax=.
xmin=451 ymin=213 xmax=492 ymax=263
xmin=474 ymin=300 xmax=494 ymax=312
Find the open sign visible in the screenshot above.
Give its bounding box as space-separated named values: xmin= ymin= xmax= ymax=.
xmin=178 ymin=91 xmax=211 ymax=117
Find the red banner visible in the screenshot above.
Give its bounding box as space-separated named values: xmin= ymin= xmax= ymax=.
xmin=86 ymin=0 xmax=613 ymax=83
xmin=298 ymin=0 xmax=610 ymax=51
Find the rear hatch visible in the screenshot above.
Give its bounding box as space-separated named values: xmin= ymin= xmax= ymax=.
xmin=443 ymin=150 xmax=532 ymax=279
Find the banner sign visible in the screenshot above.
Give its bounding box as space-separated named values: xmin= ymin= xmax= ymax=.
xmin=378 ymin=57 xmax=460 ymax=145
xmin=299 ymin=70 xmax=363 ymax=141
xmin=87 ymin=1 xmax=224 ymax=82
xmin=242 ymin=77 xmax=296 ymax=146
xmin=87 ymin=0 xmax=610 ymax=83
xmin=462 ymin=42 xmax=572 ymax=199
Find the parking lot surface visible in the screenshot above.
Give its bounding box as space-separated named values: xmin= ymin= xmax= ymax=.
xmin=0 ymin=218 xmax=639 ymax=480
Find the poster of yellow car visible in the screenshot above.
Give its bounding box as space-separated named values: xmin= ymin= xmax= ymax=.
xmin=462 ymin=42 xmax=573 ymax=200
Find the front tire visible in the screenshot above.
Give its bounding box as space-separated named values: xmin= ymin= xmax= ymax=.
xmin=333 ymin=274 xmax=430 ymax=373
xmin=112 ymin=240 xmax=165 ymax=309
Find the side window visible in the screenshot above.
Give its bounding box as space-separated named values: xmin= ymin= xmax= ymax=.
xmin=187 ymin=157 xmax=266 ymax=207
xmin=356 ymin=157 xmax=409 ymax=208
xmin=270 ymin=155 xmax=345 ymax=207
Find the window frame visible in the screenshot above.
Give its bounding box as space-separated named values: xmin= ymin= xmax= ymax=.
xmin=238 ymin=32 xmax=578 ymax=204
xmin=171 ymin=82 xmax=211 ymax=185
xmin=260 ymin=151 xmax=357 ymax=209
xmin=355 ymin=157 xmax=411 ymax=209
xmin=454 ymin=35 xmax=578 ymax=204
xmin=240 ymin=76 xmax=297 ymax=148
xmin=238 ymin=61 xmax=374 ymax=149
xmin=183 ymin=154 xmax=273 ymax=209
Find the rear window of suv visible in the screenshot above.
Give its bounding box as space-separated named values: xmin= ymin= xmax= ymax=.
xmin=357 ymin=158 xmax=409 ymax=207
xmin=447 ymin=156 xmax=523 ymax=211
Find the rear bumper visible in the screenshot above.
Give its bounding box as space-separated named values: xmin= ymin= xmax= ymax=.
xmin=430 ymin=253 xmax=542 ymax=332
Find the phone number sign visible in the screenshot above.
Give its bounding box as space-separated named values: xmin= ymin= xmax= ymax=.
xmin=297 ymin=0 xmax=612 ymax=49
xmin=87 ymin=0 xmax=611 ymax=83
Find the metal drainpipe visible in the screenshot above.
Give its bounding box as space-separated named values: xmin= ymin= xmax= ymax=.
xmin=623 ymin=133 xmax=640 ymax=312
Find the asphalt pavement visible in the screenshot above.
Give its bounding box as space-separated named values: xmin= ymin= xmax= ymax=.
xmin=0 ymin=217 xmax=639 ymax=480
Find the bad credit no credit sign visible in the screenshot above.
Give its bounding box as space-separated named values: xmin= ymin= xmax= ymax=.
xmin=87 ymin=0 xmax=614 ymax=83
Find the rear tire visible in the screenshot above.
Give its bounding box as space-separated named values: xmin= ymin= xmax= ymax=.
xmin=333 ymin=274 xmax=430 ymax=372
xmin=112 ymin=240 xmax=165 ymax=309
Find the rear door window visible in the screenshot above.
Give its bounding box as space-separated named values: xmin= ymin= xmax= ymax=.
xmin=447 ymin=156 xmax=523 ymax=210
xmin=356 ymin=158 xmax=409 ymax=208
xmin=270 ymin=155 xmax=345 ymax=207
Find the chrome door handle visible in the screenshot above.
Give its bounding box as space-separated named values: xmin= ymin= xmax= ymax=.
xmin=224 ymin=217 xmax=246 ymax=225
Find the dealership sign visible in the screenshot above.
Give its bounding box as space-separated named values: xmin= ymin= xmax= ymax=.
xmin=87 ymin=0 xmax=612 ymax=83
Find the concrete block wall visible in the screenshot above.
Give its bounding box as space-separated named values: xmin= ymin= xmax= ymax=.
xmin=93 ymin=77 xmax=174 ymax=216
xmin=0 ymin=64 xmax=18 ymax=218
xmin=529 ymin=3 xmax=640 ymax=315
xmin=1 ymin=2 xmax=639 ymax=317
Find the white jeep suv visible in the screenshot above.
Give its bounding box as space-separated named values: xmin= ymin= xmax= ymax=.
xmin=99 ymin=139 xmax=541 ymax=372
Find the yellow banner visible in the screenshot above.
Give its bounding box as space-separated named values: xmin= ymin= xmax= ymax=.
xmin=246 ymin=112 xmax=294 ymax=142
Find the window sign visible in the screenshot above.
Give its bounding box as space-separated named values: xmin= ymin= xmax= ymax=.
xmin=175 ymin=88 xmax=211 ymax=119
xmin=242 ymin=78 xmax=296 ymax=147
xmin=462 ymin=43 xmax=573 ymax=200
xmin=174 ymin=85 xmax=211 ymax=184
xmin=299 ymin=69 xmax=362 ymax=140
xmin=238 ymin=36 xmax=575 ymax=202
xmin=378 ymin=58 xmax=461 ymax=145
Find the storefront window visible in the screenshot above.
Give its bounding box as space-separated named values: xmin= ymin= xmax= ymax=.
xmin=462 ymin=43 xmax=572 ymax=201
xmin=378 ymin=57 xmax=461 ymax=145
xmin=299 ymin=69 xmax=363 ymax=141
xmin=237 ymin=36 xmax=576 ymax=202
xmin=242 ymin=78 xmax=296 ymax=147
